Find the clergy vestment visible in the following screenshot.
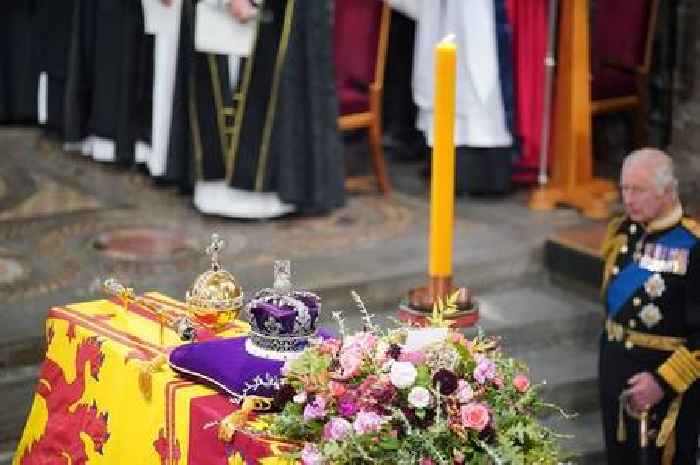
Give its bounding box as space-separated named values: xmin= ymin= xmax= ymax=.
xmin=413 ymin=0 xmax=515 ymax=194
xmin=137 ymin=0 xmax=182 ymax=176
xmin=34 ymin=0 xmax=77 ymax=134
xmin=0 ymin=2 xmax=38 ymax=125
xmin=63 ymin=0 xmax=153 ymax=164
xmin=173 ymin=0 xmax=344 ymax=218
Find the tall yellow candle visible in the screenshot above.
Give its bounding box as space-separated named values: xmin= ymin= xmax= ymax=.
xmin=429 ymin=37 xmax=457 ymax=278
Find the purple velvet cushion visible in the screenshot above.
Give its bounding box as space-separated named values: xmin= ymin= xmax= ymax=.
xmin=168 ymin=328 xmax=336 ymax=398
xmin=169 ymin=336 xmax=284 ymax=398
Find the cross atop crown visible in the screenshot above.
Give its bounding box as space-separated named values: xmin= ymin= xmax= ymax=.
xmin=273 ymin=260 xmax=292 ymax=295
xmin=205 ymin=233 xmax=226 ymax=271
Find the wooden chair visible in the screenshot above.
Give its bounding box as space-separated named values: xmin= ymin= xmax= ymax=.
xmin=590 ymin=0 xmax=660 ymax=147
xmin=334 ymin=0 xmax=391 ymax=194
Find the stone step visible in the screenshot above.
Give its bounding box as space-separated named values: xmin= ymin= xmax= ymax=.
xmin=544 ymin=411 xmax=606 ymax=465
xmin=0 ymin=242 xmax=542 ymax=369
xmin=514 ymin=342 xmax=600 ymax=417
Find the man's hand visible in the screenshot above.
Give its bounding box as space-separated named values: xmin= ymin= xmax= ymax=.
xmin=626 ymin=372 xmax=664 ymax=412
xmin=229 ymin=0 xmax=257 ymax=23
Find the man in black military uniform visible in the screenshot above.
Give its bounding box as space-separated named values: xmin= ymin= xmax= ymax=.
xmin=600 ymin=148 xmax=700 ymax=465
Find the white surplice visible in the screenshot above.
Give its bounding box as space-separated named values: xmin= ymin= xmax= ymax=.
xmin=139 ymin=0 xmax=182 ymax=176
xmin=412 ymin=0 xmax=512 ymax=148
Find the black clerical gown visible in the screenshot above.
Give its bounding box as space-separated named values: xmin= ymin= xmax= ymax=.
xmin=63 ymin=0 xmax=152 ymax=164
xmin=168 ymin=0 xmax=344 ymax=213
xmin=33 ymin=0 xmax=77 ymax=134
xmin=0 ymin=1 xmax=38 ymax=125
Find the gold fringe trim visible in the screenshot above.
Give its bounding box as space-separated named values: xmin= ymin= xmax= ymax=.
xmin=657 ymin=346 xmax=700 ymax=393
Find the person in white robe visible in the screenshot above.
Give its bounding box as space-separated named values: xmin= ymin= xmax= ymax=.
xmin=410 ymin=0 xmax=515 ymax=194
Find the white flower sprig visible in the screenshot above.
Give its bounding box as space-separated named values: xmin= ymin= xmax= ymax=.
xmin=351 ymin=290 xmax=380 ymax=334
xmin=332 ymin=310 xmax=347 ymax=340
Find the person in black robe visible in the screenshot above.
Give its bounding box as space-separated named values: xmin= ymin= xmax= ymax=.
xmin=0 ymin=1 xmax=38 ymax=125
xmin=63 ymin=0 xmax=152 ymax=164
xmin=166 ymin=0 xmax=344 ymax=217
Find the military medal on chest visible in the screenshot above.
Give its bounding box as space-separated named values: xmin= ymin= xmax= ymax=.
xmin=639 ymin=303 xmax=663 ymax=329
xmin=638 ymin=242 xmax=689 ymax=275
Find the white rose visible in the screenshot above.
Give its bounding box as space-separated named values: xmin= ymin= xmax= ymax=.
xmin=408 ymin=386 xmax=432 ymax=408
xmin=390 ymin=361 xmax=417 ymax=389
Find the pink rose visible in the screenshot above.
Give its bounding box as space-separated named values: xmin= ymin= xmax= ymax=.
xmin=353 ymin=410 xmax=384 ymax=435
xmin=339 ymin=348 xmax=363 ymax=378
xmin=328 ymin=381 xmax=347 ymax=397
xmin=456 ymin=379 xmax=473 ymax=403
xmin=301 ymin=443 xmax=324 ymax=465
xmin=420 ymin=458 xmax=435 ymax=465
xmin=323 ymin=417 xmax=352 ymax=441
xmin=450 ymin=333 xmax=467 ymax=346
xmin=460 ymin=402 xmax=490 ymax=432
xmin=399 ymin=350 xmax=426 ymax=365
xmin=513 ymin=374 xmax=530 ymax=393
xmin=344 ymin=332 xmax=378 ymax=352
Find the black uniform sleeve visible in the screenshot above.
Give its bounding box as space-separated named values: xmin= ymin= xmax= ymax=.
xmin=656 ymin=244 xmax=700 ymax=394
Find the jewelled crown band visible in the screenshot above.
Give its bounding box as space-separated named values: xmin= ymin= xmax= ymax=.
xmin=243 ymin=260 xmax=322 ymax=360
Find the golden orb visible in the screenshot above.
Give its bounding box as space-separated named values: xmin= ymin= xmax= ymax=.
xmin=186 ymin=233 xmax=243 ymax=331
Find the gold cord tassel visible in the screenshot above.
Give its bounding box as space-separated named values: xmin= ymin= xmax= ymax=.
xmin=218 ymin=397 xmax=256 ymax=442
xmin=138 ymin=354 xmax=167 ymax=400
xmin=661 ymin=432 xmax=677 ymax=465
xmin=656 ymin=395 xmax=683 ymax=447
xmin=617 ymin=397 xmax=627 ymax=442
xmin=656 ymin=395 xmax=683 ymax=465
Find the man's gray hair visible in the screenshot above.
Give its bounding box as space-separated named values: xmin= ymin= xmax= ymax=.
xmin=622 ymin=148 xmax=678 ymax=196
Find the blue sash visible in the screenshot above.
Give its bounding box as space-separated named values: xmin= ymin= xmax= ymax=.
xmin=606 ymin=226 xmax=697 ymax=317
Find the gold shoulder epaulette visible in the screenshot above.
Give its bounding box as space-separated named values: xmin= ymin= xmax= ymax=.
xmin=601 ymin=215 xmax=626 ymax=255
xmin=681 ymin=217 xmax=700 ymax=238
xmin=600 ymin=215 xmax=627 ymax=294
xmin=603 ymin=215 xmax=625 ymax=243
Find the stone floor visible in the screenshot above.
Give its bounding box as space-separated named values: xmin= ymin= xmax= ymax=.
xmin=0 ymin=126 xmax=596 ymax=360
xmin=0 ymin=126 xmax=631 ymax=464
